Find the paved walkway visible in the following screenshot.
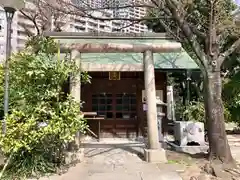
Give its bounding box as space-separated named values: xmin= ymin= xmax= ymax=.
xmin=228 ymin=135 xmax=240 ymax=163
xmin=40 ymin=140 xmax=182 ymax=180
xmin=30 ymin=135 xmax=240 ymax=180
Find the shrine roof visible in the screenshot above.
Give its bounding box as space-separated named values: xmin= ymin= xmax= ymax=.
xmin=43 ymin=32 xmax=199 ymax=70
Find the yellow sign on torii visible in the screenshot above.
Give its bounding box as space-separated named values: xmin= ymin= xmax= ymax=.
xmin=109 ymin=72 xmax=121 ymax=80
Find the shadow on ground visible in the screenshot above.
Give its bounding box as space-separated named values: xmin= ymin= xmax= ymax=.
xmin=165 ymin=144 xmax=208 ymax=160
xmin=226 ymin=129 xmax=240 ymax=135
xmin=81 ymin=140 xmax=210 ymax=164
xmin=81 ymin=142 xmax=146 ymax=161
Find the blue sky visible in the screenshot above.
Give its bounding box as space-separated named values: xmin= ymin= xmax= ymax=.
xmin=235 ymin=0 xmax=240 ymax=5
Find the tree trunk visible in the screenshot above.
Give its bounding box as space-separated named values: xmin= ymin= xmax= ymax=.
xmin=204 ymin=70 xmax=234 ymax=164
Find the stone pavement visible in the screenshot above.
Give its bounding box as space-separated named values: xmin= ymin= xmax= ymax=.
xmin=39 ymin=140 xmax=182 ymax=180
xmin=29 ymin=135 xmax=240 ymax=180
xmin=228 ymin=135 xmax=240 ymax=163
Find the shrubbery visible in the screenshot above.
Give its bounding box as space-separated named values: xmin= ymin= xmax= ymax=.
xmin=223 ymin=71 xmax=240 ymax=126
xmin=183 ymin=100 xmax=231 ymax=124
xmin=0 ymin=37 xmax=89 ymax=179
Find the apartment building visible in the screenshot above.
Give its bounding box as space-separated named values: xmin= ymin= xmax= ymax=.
xmin=0 ymin=0 xmax=150 ymax=61
xmin=70 ymin=9 xmax=121 ymax=33
xmin=70 ymin=0 xmax=119 ymax=33
xmin=16 ymin=6 xmax=37 ymax=50
xmin=70 ymin=0 xmax=150 ymax=33
xmin=17 ymin=1 xmax=73 ymax=50
xmin=70 ymin=11 xmax=140 ymax=33
xmin=72 ymin=0 xmax=104 ymax=8
xmin=102 ymin=0 xmax=149 ymax=33
xmin=0 ymin=3 xmax=36 ymax=61
xmin=0 ymin=7 xmax=19 ymax=62
xmin=0 ymin=9 xmax=5 ymax=61
xmin=0 ymin=0 xmax=71 ymax=59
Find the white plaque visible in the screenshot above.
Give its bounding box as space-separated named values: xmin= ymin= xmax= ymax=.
xmin=143 ymin=104 xmax=147 ymax=111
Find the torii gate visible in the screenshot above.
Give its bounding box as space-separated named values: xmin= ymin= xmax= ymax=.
xmin=43 ymin=32 xmax=182 ymax=163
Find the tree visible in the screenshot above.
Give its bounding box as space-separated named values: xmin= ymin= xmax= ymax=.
xmin=0 ymin=37 xmax=90 ymax=178
xmin=146 ymin=0 xmax=240 ymax=165
xmin=19 ymin=0 xmax=69 ymax=36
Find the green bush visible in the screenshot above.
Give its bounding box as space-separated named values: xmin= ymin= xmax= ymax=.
xmin=223 ymin=71 xmax=240 ymax=126
xmin=0 ymin=98 xmax=86 ymax=178
xmin=183 ymin=101 xmax=205 ymax=122
xmin=174 ymin=99 xmax=186 ymax=120
xmin=183 ymin=100 xmax=231 ymax=123
xmin=0 ymin=36 xmax=89 ymax=179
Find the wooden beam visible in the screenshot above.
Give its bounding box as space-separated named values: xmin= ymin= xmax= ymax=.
xmin=81 ymin=63 xmax=143 ymax=71
xmin=60 ymin=42 xmax=182 ymax=53
xmin=80 ymin=63 xmax=200 ymax=72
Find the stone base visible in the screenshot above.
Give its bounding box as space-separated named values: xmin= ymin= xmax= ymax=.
xmin=144 ymin=148 xmax=167 ymax=163
xmin=64 ymin=148 xmax=84 ymax=165
xmin=166 ymin=141 xmax=209 ymax=155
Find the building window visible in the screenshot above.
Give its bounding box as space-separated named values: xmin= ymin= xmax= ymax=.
xmin=91 ymin=93 xmax=137 ymax=120
xmin=0 ymin=44 xmax=4 ymax=55
xmin=112 ymin=28 xmax=120 ymax=32
xmin=88 ymin=22 xmax=97 ymax=28
xmin=92 ymin=93 xmax=113 ymax=118
xmin=115 ymin=93 xmax=136 ymax=119
xmin=75 ymin=26 xmax=85 ymax=31
xmin=0 ymin=19 xmax=3 ymax=25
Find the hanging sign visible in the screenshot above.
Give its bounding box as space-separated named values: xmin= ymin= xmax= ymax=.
xmin=109 ymin=72 xmax=121 ymax=80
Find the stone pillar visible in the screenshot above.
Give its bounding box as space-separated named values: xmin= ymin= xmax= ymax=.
xmin=70 ymin=50 xmax=81 ymax=103
xmin=70 ymin=49 xmax=81 ymax=149
xmin=143 ymin=50 xmax=167 ymax=163
xmin=167 ymin=85 xmax=176 ymax=121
